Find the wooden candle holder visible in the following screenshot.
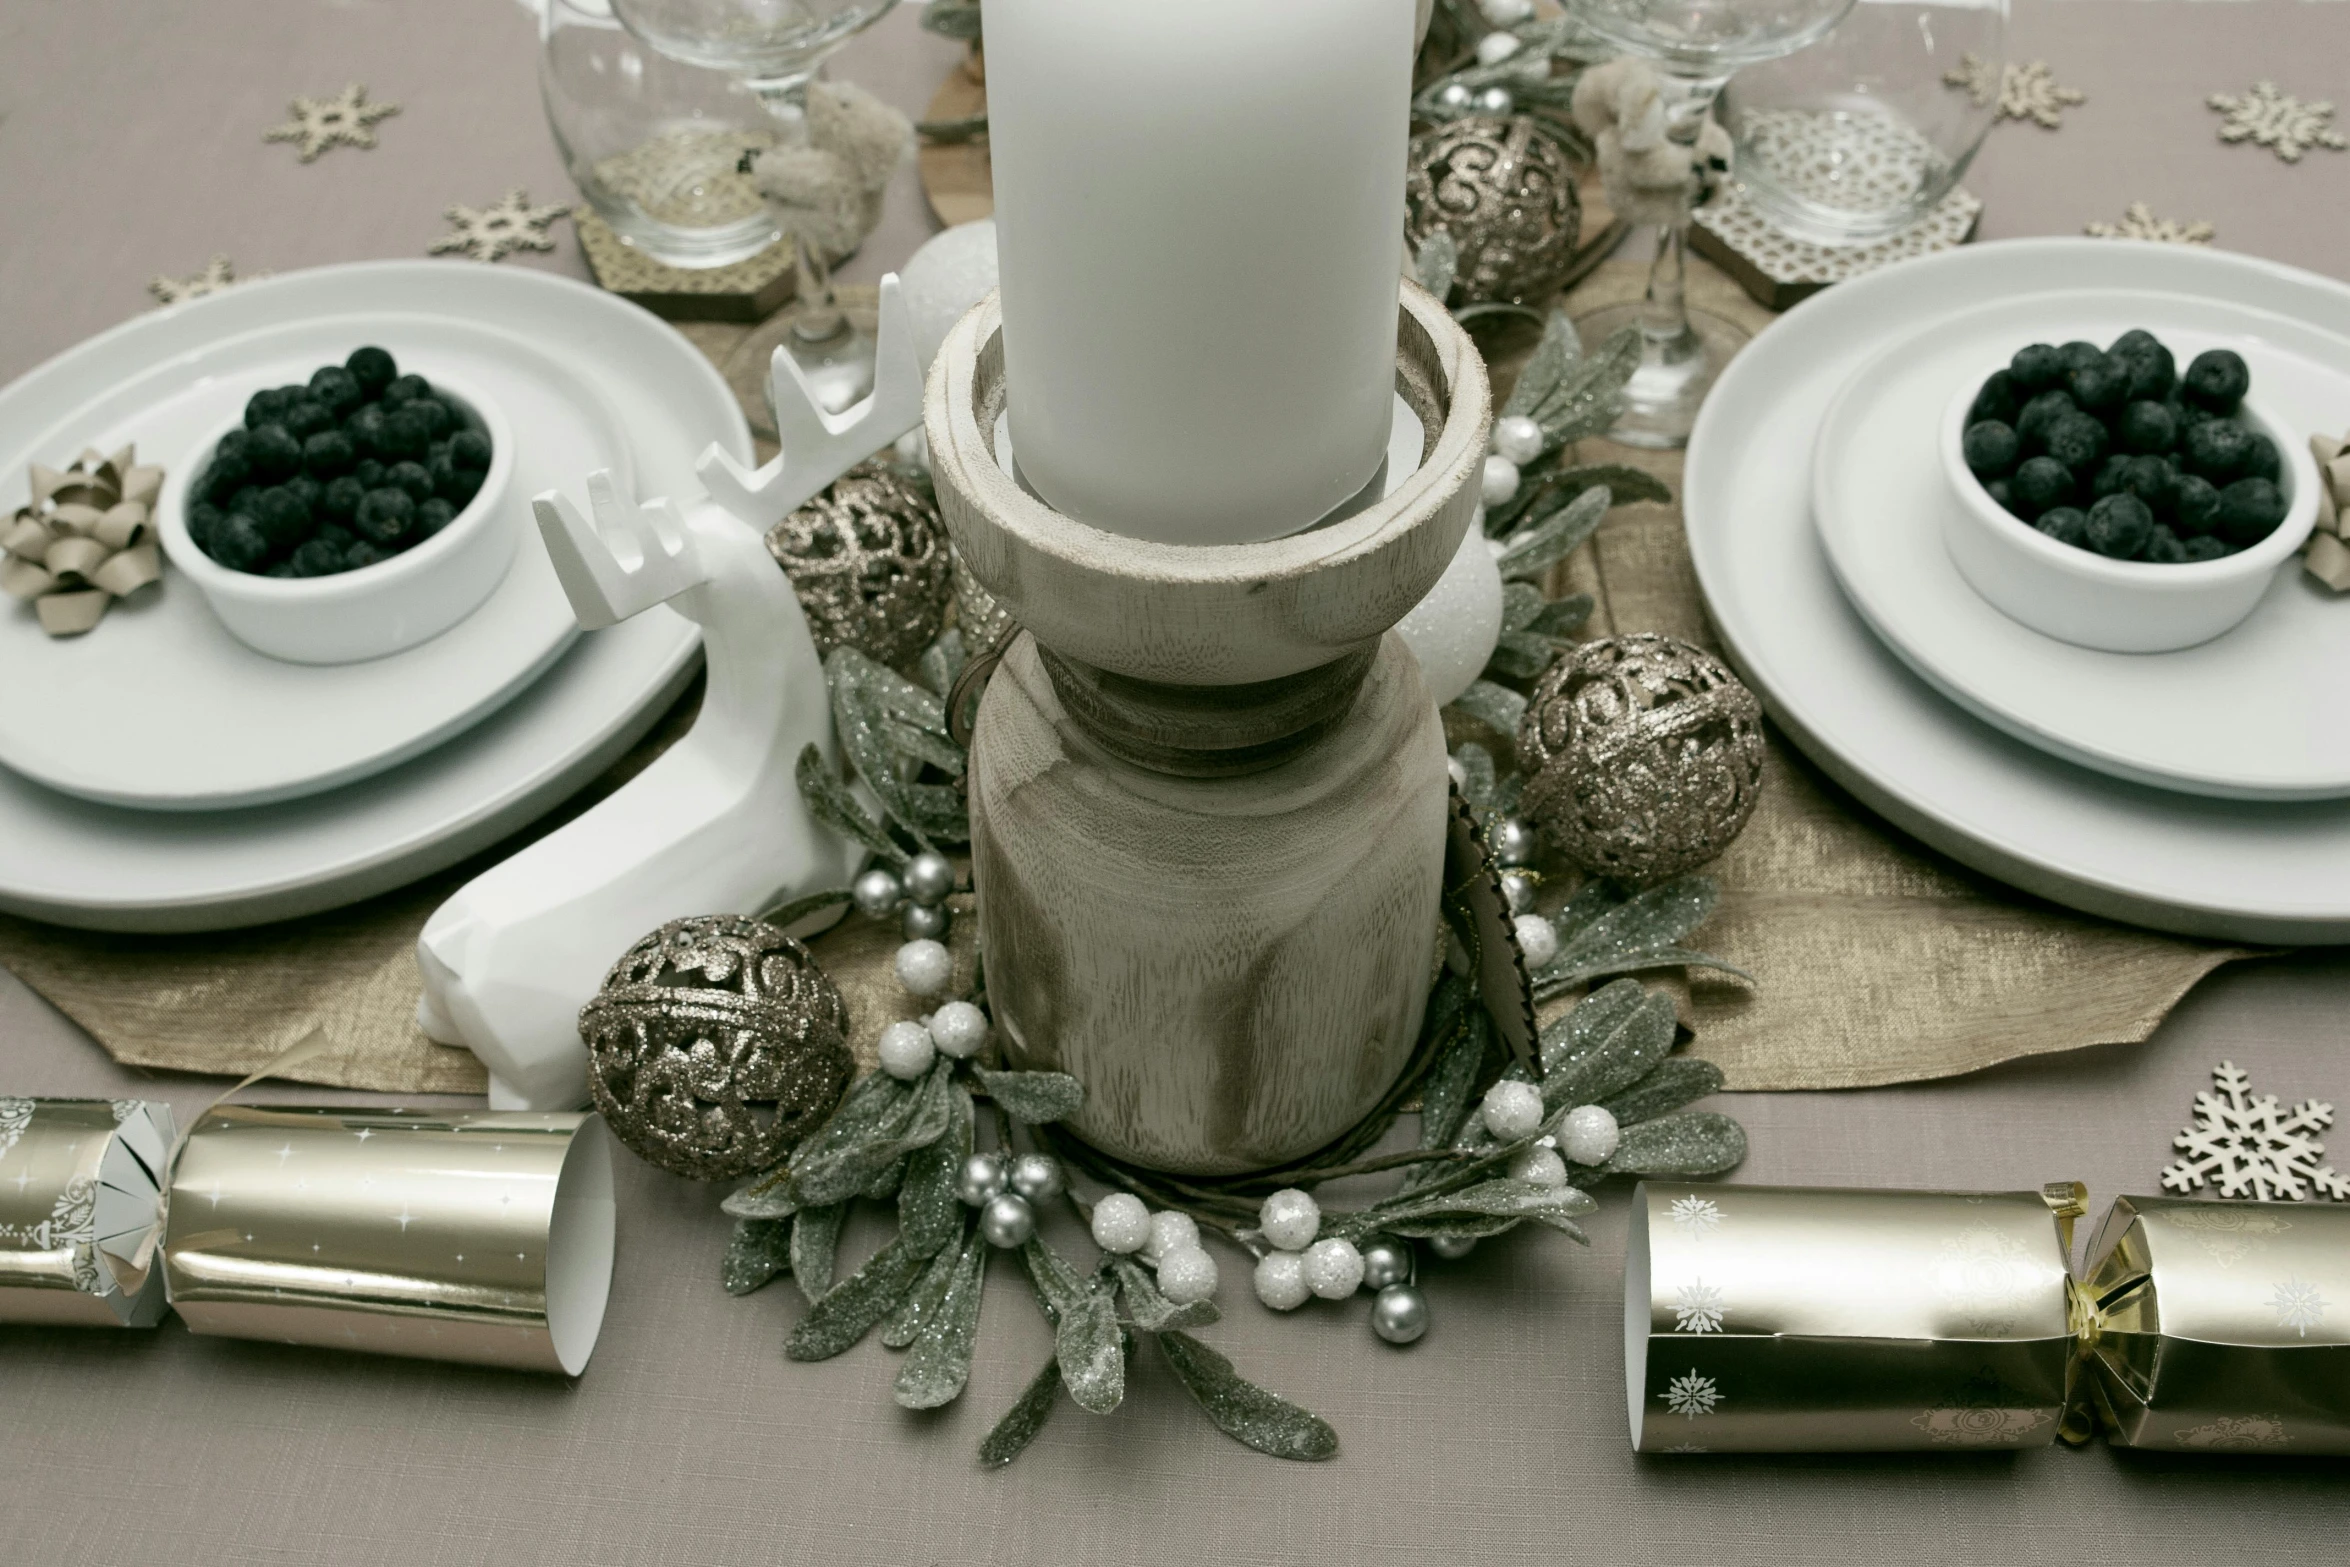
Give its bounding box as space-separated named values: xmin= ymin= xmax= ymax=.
xmin=925 ymin=282 xmax=1490 ymax=1174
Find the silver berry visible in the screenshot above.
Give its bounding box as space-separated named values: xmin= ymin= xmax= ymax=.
xmin=980 ymin=1192 xmax=1037 ymax=1248
xmin=1501 ymin=870 xmax=1537 ymax=915
xmin=902 ymin=901 xmax=951 ymax=941
xmin=954 ymin=1152 xmax=1008 ymax=1207
xmin=903 ymin=851 xmax=956 ymax=907
xmin=1360 ymin=1238 xmax=1412 ymax=1292
xmin=1435 ymin=81 xmax=1474 ymax=113
xmin=1474 ymin=85 xmax=1514 ymax=116
xmin=1489 ymin=817 xmax=1538 ymax=868
xmin=851 ymin=866 xmax=903 ymax=919
xmin=1371 ymin=1283 xmax=1430 ymax=1344
xmin=1007 ymin=1152 xmax=1064 ymax=1203
xmin=1428 ymin=1233 xmax=1477 ymax=1260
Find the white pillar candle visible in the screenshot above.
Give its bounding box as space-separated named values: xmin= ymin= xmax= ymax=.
xmin=986 ymin=0 xmax=1416 ymax=546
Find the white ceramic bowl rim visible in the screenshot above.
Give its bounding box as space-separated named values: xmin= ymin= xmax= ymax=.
xmin=1939 ymin=360 xmax=2316 ymax=587
xmin=161 ymin=369 xmax=516 ymax=603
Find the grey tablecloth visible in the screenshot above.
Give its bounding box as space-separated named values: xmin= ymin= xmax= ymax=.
xmin=2 ymin=3 xmax=2348 ymax=1562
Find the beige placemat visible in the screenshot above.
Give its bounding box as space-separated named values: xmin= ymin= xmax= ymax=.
xmin=0 ymin=257 xmax=2245 ymax=1094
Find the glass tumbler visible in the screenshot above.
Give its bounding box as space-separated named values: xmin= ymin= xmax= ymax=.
xmin=1718 ymin=0 xmax=2005 ymax=245
xmin=540 ymin=0 xmax=783 ymax=270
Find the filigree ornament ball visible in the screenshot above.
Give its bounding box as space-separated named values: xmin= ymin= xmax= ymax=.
xmin=1405 ymin=115 xmax=1583 ymax=306
xmin=765 ymin=458 xmax=951 ymax=669
xmin=1516 ymin=633 xmax=1765 ymax=884
xmin=578 ymin=915 xmax=854 ymax=1181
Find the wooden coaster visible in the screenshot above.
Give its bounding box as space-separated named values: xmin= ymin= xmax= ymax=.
xmin=1690 ymin=183 xmax=1982 ymax=312
xmin=576 ymin=209 xmax=798 ymax=324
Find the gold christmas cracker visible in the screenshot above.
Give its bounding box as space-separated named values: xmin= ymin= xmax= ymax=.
xmin=164 ymin=1106 xmax=616 ymax=1375
xmin=0 ymin=1098 xmax=177 ymax=1328
xmin=1627 ymin=1182 xmax=2350 ymax=1455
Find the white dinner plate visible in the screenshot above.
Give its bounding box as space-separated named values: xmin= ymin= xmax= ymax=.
xmin=1813 ymin=288 xmax=2350 ymax=801
xmin=0 ymin=313 xmax=633 ymax=810
xmin=0 ymin=261 xmax=740 ymax=931
xmin=1685 ymin=238 xmax=2350 ymax=943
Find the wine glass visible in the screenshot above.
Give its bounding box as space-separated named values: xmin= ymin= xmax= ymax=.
xmin=612 ymin=0 xmax=902 ymax=411
xmin=1564 ymin=0 xmax=1858 ymax=447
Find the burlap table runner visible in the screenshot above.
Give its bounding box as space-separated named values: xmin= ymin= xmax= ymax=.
xmin=0 ymin=259 xmax=2243 ymax=1094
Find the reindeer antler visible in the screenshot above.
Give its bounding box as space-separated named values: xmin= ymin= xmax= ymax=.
xmin=533 ymin=470 xmax=702 ymax=629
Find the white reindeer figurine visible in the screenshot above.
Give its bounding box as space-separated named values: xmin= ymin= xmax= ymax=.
xmin=415 ymin=277 xmax=926 ymax=1110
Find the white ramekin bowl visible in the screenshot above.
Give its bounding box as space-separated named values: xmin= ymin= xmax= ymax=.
xmin=1938 ymin=369 xmax=2318 ymax=653
xmin=159 ymin=373 xmax=517 ymax=665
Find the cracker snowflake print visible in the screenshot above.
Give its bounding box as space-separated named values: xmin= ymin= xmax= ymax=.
xmin=2084 ymin=203 xmax=2215 ymax=247
xmin=2208 ymin=81 xmax=2347 ymax=164
xmin=1943 ymin=56 xmax=2085 ymax=130
xmin=1662 ymin=1370 xmax=1722 ymax=1419
xmin=1669 ymin=1195 xmax=1722 ymax=1238
xmin=265 ymin=84 xmax=400 ymax=163
xmin=430 ymin=190 xmax=574 ymax=264
xmin=1674 ymin=1279 xmax=1726 ymax=1334
xmin=2160 ymin=1060 xmax=2348 ymax=1202
xmin=2271 ymin=1276 xmax=2327 ymax=1338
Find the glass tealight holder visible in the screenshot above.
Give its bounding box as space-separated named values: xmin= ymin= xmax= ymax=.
xmin=1717 ymin=0 xmax=2005 ymax=246
xmin=540 ymin=0 xmax=784 ymax=270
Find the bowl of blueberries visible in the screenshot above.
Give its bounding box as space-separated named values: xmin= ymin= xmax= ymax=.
xmin=1940 ymin=330 xmax=2317 ymax=653
xmin=159 ymin=346 xmax=517 ymax=664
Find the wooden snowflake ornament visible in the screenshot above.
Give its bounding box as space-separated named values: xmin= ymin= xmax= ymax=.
xmin=2209 ymin=81 xmax=2347 ymax=163
xmin=429 ymin=189 xmax=573 ymax=263
xmin=265 ymin=83 xmax=400 ymax=162
xmin=1943 ymin=55 xmax=2085 ymax=130
xmin=2084 ymin=203 xmax=2215 ymax=246
xmin=149 ymin=255 xmax=261 ymax=306
xmin=2161 ymin=1060 xmax=2349 ymax=1202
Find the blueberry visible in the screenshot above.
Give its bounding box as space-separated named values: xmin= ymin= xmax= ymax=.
xmin=2009 ymin=343 xmax=2066 ymax=393
xmin=345 ymin=403 xmax=388 ymax=455
xmin=304 ymin=430 xmax=356 ymax=479
xmin=439 ymin=461 xmax=484 ymax=509
xmin=2172 ymin=474 xmax=2223 ymax=537
xmin=354 ymin=488 xmax=415 ymax=546
xmin=2066 ymin=355 xmax=2131 ymax=415
xmin=2116 ymin=400 xmax=2177 ymax=454
xmin=188 ymin=501 xmax=223 ymax=551
xmin=346 ymin=346 xmax=398 ymax=395
xmin=280 ymin=399 xmax=334 ymax=441
xmin=1964 ymin=420 xmax=2020 ymax=479
xmin=264 ymin=561 xmax=300 ymax=578
xmin=243 ymin=387 xmax=290 ymax=430
xmin=414 ymin=497 xmax=456 ymax=538
xmin=2044 ymin=413 xmax=2108 ymax=472
xmin=1985 ymin=478 xmax=2014 ymax=512
xmin=2143 ymin=524 xmax=2189 ymax=564
xmin=2035 ymin=506 xmax=2089 ymax=547
xmin=354 ymin=457 xmax=386 ymax=488
xmin=2011 ymin=455 xmax=2073 ymax=516
xmin=448 ymin=428 xmax=493 ymax=471
xmin=2109 ymin=329 xmax=2161 ymax=357
xmin=253 ymin=485 xmax=312 ymax=548
xmin=2016 ymin=390 xmax=2077 ymax=453
xmin=383 ymin=460 xmax=433 ymax=502
xmin=320 ymin=475 xmax=365 ymax=520
xmin=2059 ymin=341 xmax=2105 ymax=374
xmin=2243 ymin=432 xmax=2282 ymax=483
xmin=2112 ymin=335 xmax=2177 ymax=401
xmin=1970 ymin=371 xmax=2021 ymax=427
xmin=2216 ymin=477 xmax=2286 ymax=546
xmin=2091 ymin=454 xmax=2133 ymax=501
xmin=222 ymin=484 xmax=262 ymax=518
xmin=2182 ymin=535 xmax=2230 ymax=562
xmin=203 ymin=450 xmax=253 ymax=504
xmin=2182 ymin=349 xmax=2250 ymax=412
xmin=381 ymin=374 xmax=433 ymax=408
xmin=345 ymin=540 xmax=388 ymax=570
xmin=285 ymin=474 xmax=322 ymax=514
xmin=411 ymin=398 xmax=453 ymax=441
xmin=2120 ymin=455 xmax=2177 ymax=516
xmin=2084 ymin=492 xmax=2153 ymax=559
xmin=309 ymin=365 xmax=364 ymax=415
xmin=2183 ymin=418 xmax=2252 ymax=482
xmin=209 ymin=512 xmax=272 ymax=572
xmin=246 ymin=424 xmax=302 ymax=481
xmin=289 ymin=538 xmax=346 ymax=577
xmin=376 ymin=409 xmax=430 ymax=460
xmin=317 ymin=523 xmax=356 ymax=551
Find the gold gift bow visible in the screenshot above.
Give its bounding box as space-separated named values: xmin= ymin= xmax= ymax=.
xmin=5 ymin=447 xmax=166 ymax=636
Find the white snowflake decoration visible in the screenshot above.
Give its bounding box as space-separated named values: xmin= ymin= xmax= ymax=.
xmin=1662 ymin=1370 xmax=1722 ymax=1419
xmin=1944 ymin=56 xmax=2085 ymax=130
xmin=1668 ymin=1195 xmax=1722 ymax=1237
xmin=264 ymin=83 xmax=400 ymax=163
xmin=430 ymin=190 xmax=574 ymax=264
xmin=2271 ymin=1276 xmax=2327 ymax=1338
xmin=2209 ymin=81 xmax=2347 ymax=164
xmin=149 ymin=255 xmax=262 ymax=307
xmin=2161 ymin=1060 xmax=2348 ymax=1201
xmin=1674 ymin=1279 xmax=1726 ymax=1334
xmin=2084 ymin=202 xmax=2215 ymax=247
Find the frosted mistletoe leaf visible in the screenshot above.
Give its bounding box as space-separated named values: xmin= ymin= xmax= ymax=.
xmin=1414 ymin=229 xmax=1459 ymax=302
xmin=1531 ymin=327 xmax=1642 ymax=452
xmin=1533 ymin=877 xmax=1749 ymax=997
xmin=897 ymin=1082 xmax=973 ymax=1257
xmin=1501 ymin=308 xmax=1583 ymax=420
xmin=1541 ymin=979 xmax=1678 ymax=1111
xmin=1158 ymin=1331 xmax=1338 ymax=1462
xmin=1496 ymin=486 xmax=1611 ymax=582
xmin=1530 ymin=593 xmax=1595 ymax=638
xmin=790 ymin=1202 xmax=846 ymax=1301
xmin=1599 ymin=1056 xmax=1725 ymax=1126
xmin=895 ymin=1229 xmax=988 ymax=1409
xmin=1597 ymin=1110 xmax=1747 ymax=1177
xmin=1110 ymin=1256 xmax=1220 ymax=1332
xmin=786 ymin=1236 xmax=926 ymax=1361
xmin=972 ymin=1066 xmax=1084 ymax=1125
xmin=1022 ymin=1239 xmax=1124 ymax=1414
xmin=884 ymin=1231 xmax=965 ymax=1349
xmin=795 ymin=744 xmax=903 ymax=869
xmin=1449 ymin=745 xmax=1499 ymax=813
xmin=721 ymin=1217 xmax=792 ymax=1296
xmin=916 ymin=628 xmax=968 ymax=698
xmin=1485 ymin=631 xmax=1562 ymax=682
xmin=1414 ymin=979 xmax=1488 ymax=1154
xmin=827 ymin=647 xmax=968 ymax=848
xmin=979 ymin=1356 xmax=1063 ymax=1469
xmin=1448 ymin=679 xmax=1526 ymax=741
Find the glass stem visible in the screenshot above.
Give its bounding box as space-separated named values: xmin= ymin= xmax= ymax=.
xmin=1638 ymin=72 xmax=1730 ymax=356
xmin=744 ymin=70 xmax=847 ymax=344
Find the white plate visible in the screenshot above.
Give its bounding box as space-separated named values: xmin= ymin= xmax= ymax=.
xmin=0 ymin=261 xmax=740 ymax=931
xmin=1685 ymin=238 xmax=2350 ymax=943
xmin=0 ymin=314 xmax=635 ymax=809
xmin=1813 ymin=289 xmax=2350 ymax=801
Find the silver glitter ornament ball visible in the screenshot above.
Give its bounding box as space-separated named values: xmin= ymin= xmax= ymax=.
xmin=1517 ymin=633 xmax=1765 ymax=884
xmin=1360 ymin=1238 xmax=1412 ymax=1292
xmin=765 ymin=458 xmax=952 ymax=670
xmin=1371 ymin=1283 xmax=1431 ymax=1344
xmin=901 ymin=901 xmax=951 ymax=942
xmin=1406 ymin=115 xmax=1583 ymax=306
xmin=578 ymin=915 xmax=853 ymax=1181
xmin=902 ymin=851 xmax=956 ymax=907
xmin=980 ymin=1192 xmax=1037 ymax=1248
xmin=850 ymin=866 xmax=903 ymax=920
